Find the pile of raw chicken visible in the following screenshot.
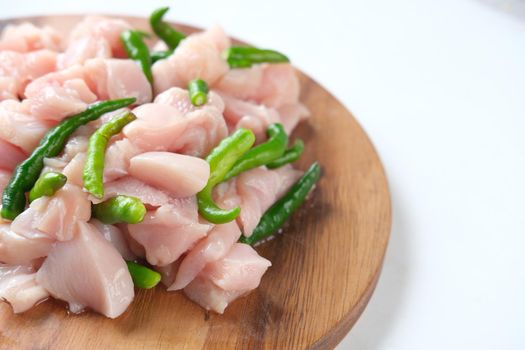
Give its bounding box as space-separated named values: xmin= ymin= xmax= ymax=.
xmin=0 ymin=15 xmax=309 ymax=318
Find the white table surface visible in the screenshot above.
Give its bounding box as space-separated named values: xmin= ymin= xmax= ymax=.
xmin=1 ymin=0 xmax=524 ymax=348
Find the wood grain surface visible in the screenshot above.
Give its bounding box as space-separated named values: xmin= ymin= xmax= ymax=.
xmin=0 ymin=16 xmax=392 ymax=350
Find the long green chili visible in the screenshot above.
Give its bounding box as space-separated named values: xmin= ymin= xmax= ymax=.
xmin=240 ymin=162 xmax=321 ymax=245
xmin=28 ymin=172 xmax=67 ymax=203
xmin=266 ymin=139 xmax=304 ymax=169
xmin=92 ymin=195 xmax=146 ymax=225
xmin=83 ymin=111 xmax=136 ymax=199
xmin=127 ymin=261 xmax=161 ymax=289
xmin=223 ymin=46 xmax=290 ymax=68
xmin=151 ymin=50 xmax=172 ymax=63
xmin=188 ymin=79 xmax=209 ymax=106
xmin=197 ymin=128 xmax=255 ymax=224
xmin=149 ymin=7 xmax=186 ymax=50
xmin=223 ymin=123 xmax=288 ymax=181
xmin=1 ymin=98 xmax=136 ymax=220
xmin=121 ymin=30 xmax=153 ymax=83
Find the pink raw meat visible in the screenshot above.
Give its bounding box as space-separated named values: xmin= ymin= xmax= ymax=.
xmin=0 ymin=138 xmax=27 ymax=171
xmin=152 ymin=25 xmax=230 ymax=95
xmin=58 ymin=36 xmax=111 ymax=69
xmin=0 ymin=100 xmax=53 ymax=153
xmin=184 ymin=244 xmax=270 ymax=314
xmin=84 ymin=58 xmax=152 ymax=104
xmin=0 ymin=22 xmax=62 ymax=52
xmin=169 ymin=222 xmax=241 ymax=291
xmin=0 ymin=264 xmax=49 ymax=313
xmin=0 ymin=50 xmax=57 ymax=100
xmin=128 ymin=200 xmax=211 ymax=266
xmin=129 ymin=152 xmax=209 ymax=198
xmin=23 ymin=65 xmax=97 ymax=122
xmin=68 ymin=16 xmax=132 ymax=58
xmin=11 ymin=184 xmax=91 ymax=242
xmin=36 ymin=222 xmax=134 ymax=318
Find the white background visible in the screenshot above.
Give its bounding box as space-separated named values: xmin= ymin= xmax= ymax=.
xmin=1 ymin=0 xmax=524 ymax=349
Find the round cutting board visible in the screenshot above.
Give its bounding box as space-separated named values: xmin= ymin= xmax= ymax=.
xmin=0 ymin=15 xmax=391 ymax=350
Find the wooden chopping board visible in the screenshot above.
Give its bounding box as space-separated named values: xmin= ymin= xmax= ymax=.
xmin=0 ymin=15 xmax=392 ymax=350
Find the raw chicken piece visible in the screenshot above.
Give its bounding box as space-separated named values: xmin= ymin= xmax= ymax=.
xmin=128 ymin=200 xmax=211 ymax=266
xmin=254 ymin=64 xmax=300 ymax=108
xmin=170 ymin=107 xmax=228 ymax=157
xmin=11 ymin=184 xmax=91 ymax=242
xmin=215 ymin=63 xmax=300 ymax=109
xmin=101 ymin=176 xmax=174 ymax=207
xmin=84 ymin=58 xmax=152 ymax=104
xmin=216 ymin=166 xmax=302 ymax=237
xmin=0 ymin=138 xmax=26 ymax=171
xmin=68 ymin=16 xmax=132 ymax=57
xmin=36 ymin=222 xmax=134 ymax=318
xmin=0 ymin=264 xmax=49 ymax=313
xmin=152 ymin=25 xmax=230 ymax=95
xmin=58 ymin=36 xmax=111 ymax=69
xmin=0 ymin=169 xmax=11 ymax=195
xmin=61 ymin=152 xmax=86 ymax=187
xmin=43 ymin=135 xmax=88 ymax=174
xmin=277 ymin=103 xmax=310 ymax=135
xmin=0 ymin=50 xmax=57 ymax=100
xmin=90 ymin=219 xmax=136 ymax=261
xmin=183 ymin=274 xmax=246 ymax=314
xmin=103 ymin=138 xmax=143 ymax=182
xmin=124 ymin=102 xmax=228 ymax=157
xmin=0 ymin=100 xmax=53 ymax=153
xmin=215 ymin=65 xmax=264 ymax=100
xmin=23 ymin=65 xmax=97 ymax=122
xmin=155 ymin=260 xmax=181 ymax=288
xmin=0 ymin=77 xmax=18 ymax=100
xmin=123 ymin=103 xmax=187 ymax=151
xmin=154 ymin=87 xmax=224 ymax=116
xmin=220 ymin=94 xmax=280 ymax=142
xmin=184 ymin=243 xmax=270 ymax=314
xmin=169 ymin=222 xmax=241 ymax=291
xmin=0 ymin=224 xmax=53 ymax=265
xmin=0 ymin=22 xmax=62 ymax=52
xmin=129 ymin=152 xmax=209 ymax=198
xmin=202 ymin=243 xmax=271 ymax=291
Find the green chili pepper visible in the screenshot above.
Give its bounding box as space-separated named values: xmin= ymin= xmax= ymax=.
xmin=83 ymin=111 xmax=136 ymax=199
xmin=197 ymin=128 xmax=256 ymax=224
xmin=223 ymin=46 xmax=290 ymax=69
xmin=240 ymin=162 xmax=321 ymax=245
xmin=126 ymin=261 xmax=161 ymax=289
xmin=121 ymin=30 xmax=153 ymax=84
xmin=223 ymin=123 xmax=288 ymax=181
xmin=151 ymin=50 xmax=172 ymax=63
xmin=1 ymin=98 xmax=136 ymax=220
xmin=28 ymin=172 xmax=67 ymax=203
xmin=149 ymin=7 xmax=186 ymax=50
xmin=267 ymin=139 xmax=304 ymax=169
xmin=188 ymin=79 xmax=209 ymax=107
xmin=92 ymin=195 xmax=146 ymax=225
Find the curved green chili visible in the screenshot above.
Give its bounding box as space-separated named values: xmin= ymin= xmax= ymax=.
xmin=188 ymin=79 xmax=209 ymax=106
xmin=1 ymin=98 xmax=136 ymax=220
xmin=28 ymin=172 xmax=67 ymax=203
xmin=240 ymin=162 xmax=321 ymax=245
xmin=92 ymin=195 xmax=146 ymax=225
xmin=121 ymin=30 xmax=153 ymax=84
xmin=83 ymin=111 xmax=136 ymax=199
xmin=197 ymin=128 xmax=255 ymax=224
xmin=127 ymin=261 xmax=161 ymax=289
xmin=267 ymin=139 xmax=304 ymax=169
xmin=151 ymin=50 xmax=172 ymax=63
xmin=223 ymin=123 xmax=288 ymax=181
xmin=223 ymin=46 xmax=290 ymax=69
xmin=149 ymin=7 xmax=186 ymax=50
